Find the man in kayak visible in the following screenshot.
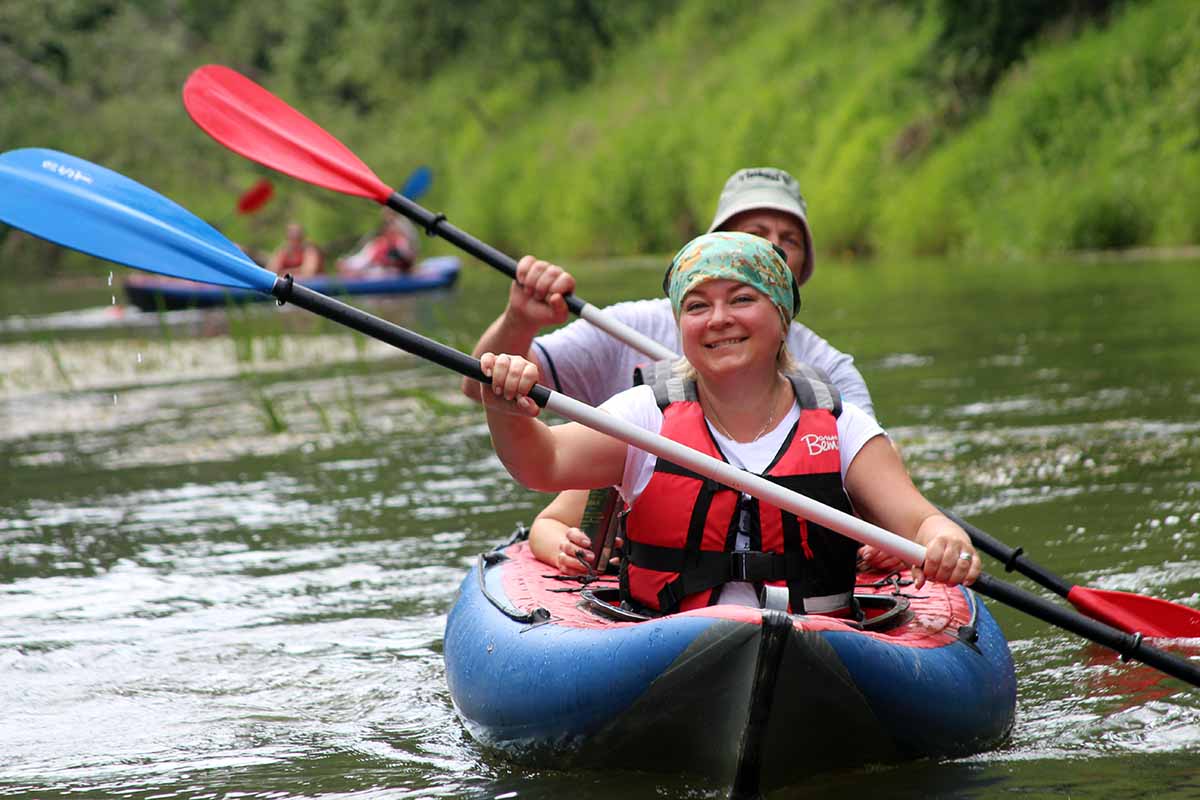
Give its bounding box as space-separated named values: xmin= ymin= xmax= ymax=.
xmin=463 ymin=167 xmax=881 ymax=574
xmin=338 ymin=212 xmax=419 ymax=276
xmin=478 ymin=232 xmax=978 ymax=616
xmin=267 ymin=222 xmax=324 ymax=278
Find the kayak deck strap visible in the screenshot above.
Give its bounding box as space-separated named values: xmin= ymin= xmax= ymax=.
xmin=478 ymin=553 xmax=550 ymax=624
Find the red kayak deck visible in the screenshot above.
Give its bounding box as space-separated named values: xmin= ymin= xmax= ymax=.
xmin=499 ymin=541 xmax=970 ymax=648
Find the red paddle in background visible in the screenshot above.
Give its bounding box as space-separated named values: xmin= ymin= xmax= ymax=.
xmin=182 ymin=65 xmax=1200 ymax=640
xmin=206 ymin=177 xmax=273 ymax=231
xmin=236 ymin=178 xmax=274 ymax=214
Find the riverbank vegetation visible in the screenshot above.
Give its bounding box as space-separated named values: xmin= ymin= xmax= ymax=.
xmin=2 ymin=0 xmax=1197 ymax=274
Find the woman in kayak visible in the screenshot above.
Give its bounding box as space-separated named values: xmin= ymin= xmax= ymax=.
xmin=479 ymin=231 xmax=978 ymax=617
xmin=464 ymin=167 xmax=884 ymax=575
xmin=267 ymin=222 xmax=324 ymax=278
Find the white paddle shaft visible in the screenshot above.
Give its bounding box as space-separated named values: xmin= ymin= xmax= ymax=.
xmin=543 ymin=391 xmax=927 ymax=566
xmin=577 ymin=302 xmax=678 ymax=362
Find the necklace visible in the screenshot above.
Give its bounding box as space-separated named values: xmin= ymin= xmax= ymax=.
xmin=704 ymin=377 xmax=782 ymax=443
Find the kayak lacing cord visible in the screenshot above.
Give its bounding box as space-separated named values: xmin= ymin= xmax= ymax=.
xmin=543 ymin=572 xmax=618 ymax=592
xmin=856 ymin=571 xmax=926 ymax=596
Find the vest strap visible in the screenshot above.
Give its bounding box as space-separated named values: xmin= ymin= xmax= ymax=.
xmin=630 ymin=541 xmax=810 ymax=611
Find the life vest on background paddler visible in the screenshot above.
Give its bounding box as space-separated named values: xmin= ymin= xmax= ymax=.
xmin=278 ymin=243 xmax=322 ymax=271
xmin=622 ymin=361 xmax=859 ymax=617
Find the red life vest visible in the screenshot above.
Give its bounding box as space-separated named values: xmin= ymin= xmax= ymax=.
xmin=367 ymin=231 xmax=413 ymax=271
xmin=621 ymin=362 xmax=859 ymax=616
xmin=278 ymin=243 xmax=323 ymax=271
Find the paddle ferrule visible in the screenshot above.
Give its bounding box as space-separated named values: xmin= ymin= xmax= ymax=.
xmin=386 ymin=191 xmax=516 ymax=274
xmin=383 ymin=190 xmax=590 ymax=318
xmin=942 ymin=506 xmax=1084 ymax=598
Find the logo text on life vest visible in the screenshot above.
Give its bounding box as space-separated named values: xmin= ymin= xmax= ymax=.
xmin=41 ymin=159 xmax=93 ymax=184
xmin=799 ymin=433 xmax=839 ymax=457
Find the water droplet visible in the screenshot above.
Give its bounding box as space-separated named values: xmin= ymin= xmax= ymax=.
xmin=1166 ymin=515 xmax=1181 ymax=526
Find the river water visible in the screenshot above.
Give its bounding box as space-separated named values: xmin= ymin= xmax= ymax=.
xmin=2 ymin=254 xmax=1199 ymax=799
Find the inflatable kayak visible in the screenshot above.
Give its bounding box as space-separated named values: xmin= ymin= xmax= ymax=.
xmin=444 ymin=535 xmax=1017 ymax=792
xmin=123 ymin=255 xmax=460 ymax=311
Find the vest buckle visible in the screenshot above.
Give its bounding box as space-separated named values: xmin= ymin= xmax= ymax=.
xmin=730 ymin=550 xmax=774 ymax=582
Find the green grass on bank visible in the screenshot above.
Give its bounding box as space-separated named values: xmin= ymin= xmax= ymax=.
xmin=1 ymin=0 xmax=1197 ymax=277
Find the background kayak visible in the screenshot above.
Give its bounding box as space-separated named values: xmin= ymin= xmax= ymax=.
xmin=122 ymin=255 xmax=460 ymax=311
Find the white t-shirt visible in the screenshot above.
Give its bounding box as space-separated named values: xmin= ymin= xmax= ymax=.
xmin=532 ymin=297 xmax=875 ymax=419
xmin=598 ymin=385 xmax=885 ymax=607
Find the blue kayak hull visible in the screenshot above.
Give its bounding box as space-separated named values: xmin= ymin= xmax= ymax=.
xmin=443 ymin=542 xmax=1017 ymax=790
xmin=123 ymin=256 xmax=459 ymax=311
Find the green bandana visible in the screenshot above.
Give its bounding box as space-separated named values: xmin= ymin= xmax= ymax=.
xmin=665 ymin=232 xmax=797 ymax=321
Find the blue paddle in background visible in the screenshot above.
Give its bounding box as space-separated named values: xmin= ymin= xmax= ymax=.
xmin=398 ymin=165 xmax=432 ymax=201
xmin=1 ymin=146 xmax=1198 ymax=690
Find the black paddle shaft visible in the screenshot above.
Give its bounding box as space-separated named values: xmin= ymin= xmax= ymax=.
xmin=271 ymin=276 xmax=553 ymax=407
xmin=266 ymin=281 xmax=1200 ymax=689
xmin=386 ymin=191 xmax=587 ymax=315
xmin=972 ymin=573 xmax=1200 ymax=687
xmin=939 ymin=507 xmax=1073 ymax=597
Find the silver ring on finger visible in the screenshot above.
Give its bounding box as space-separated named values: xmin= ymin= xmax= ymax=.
xmin=958 ymin=552 xmax=973 ymax=563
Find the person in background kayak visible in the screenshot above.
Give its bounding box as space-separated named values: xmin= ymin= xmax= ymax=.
xmin=266 ymin=222 xmax=324 ymax=278
xmin=461 ymin=167 xmax=877 ymax=574
xmin=479 ymin=232 xmax=978 ymax=616
xmin=337 ymin=212 xmax=419 ymax=276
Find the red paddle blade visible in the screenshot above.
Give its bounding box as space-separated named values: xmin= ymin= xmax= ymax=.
xmin=183 ymin=65 xmax=392 ymax=203
xmin=236 ymin=179 xmax=273 ymax=214
xmin=1067 ymin=585 xmax=1200 ymax=639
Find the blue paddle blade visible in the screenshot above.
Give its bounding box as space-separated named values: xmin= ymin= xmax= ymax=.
xmin=0 ymin=148 xmax=275 ymax=293
xmin=398 ymin=165 xmax=432 ymax=201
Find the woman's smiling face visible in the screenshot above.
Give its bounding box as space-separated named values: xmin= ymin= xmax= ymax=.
xmin=678 ymin=278 xmax=785 ymax=379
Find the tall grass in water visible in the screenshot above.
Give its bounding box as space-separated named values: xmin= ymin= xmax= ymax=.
xmin=41 ymin=339 xmax=74 ymax=388
xmin=227 ymin=301 xmax=285 ymax=364
xmin=338 ymin=377 xmax=365 ymax=434
xmin=239 ymin=373 xmax=288 ymax=434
